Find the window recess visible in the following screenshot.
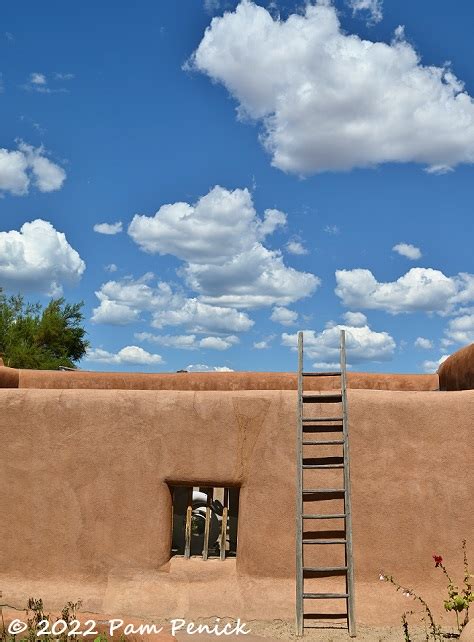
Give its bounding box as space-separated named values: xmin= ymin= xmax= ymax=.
xmin=170 ymin=486 xmax=239 ymax=560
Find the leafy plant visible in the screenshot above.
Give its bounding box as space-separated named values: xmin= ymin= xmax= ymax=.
xmin=0 ymin=290 xmax=88 ymax=369
xmin=25 ymin=597 xmax=49 ymax=642
xmin=0 ymin=596 xmax=129 ymax=642
xmin=380 ymin=540 xmax=473 ymax=640
xmin=436 ymin=542 xmax=473 ymax=631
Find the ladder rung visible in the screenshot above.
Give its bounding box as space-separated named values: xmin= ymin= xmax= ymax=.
xmin=302 ymin=393 xmax=342 ymax=403
xmin=303 ymin=613 xmax=348 ymax=621
xmin=303 ymin=539 xmax=347 ymax=544
xmin=304 ymin=566 xmax=347 ymax=572
xmin=303 ymin=488 xmax=345 ymax=494
xmin=302 ymin=372 xmax=341 ymax=377
xmin=303 ymin=464 xmax=344 ymax=469
xmin=303 ymin=514 xmax=346 ymax=519
xmin=303 ymin=425 xmax=343 ymax=434
xmin=303 ymin=593 xmax=349 ymax=599
xmin=303 ymin=439 xmax=344 ymax=445
xmin=302 ymin=417 xmax=343 ymax=422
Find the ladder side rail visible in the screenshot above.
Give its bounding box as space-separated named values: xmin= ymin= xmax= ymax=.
xmin=296 ymin=331 xmax=304 ymax=636
xmin=340 ymin=330 xmax=357 ymax=637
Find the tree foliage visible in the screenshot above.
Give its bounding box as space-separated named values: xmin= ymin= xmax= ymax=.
xmin=0 ymin=289 xmax=89 ymax=369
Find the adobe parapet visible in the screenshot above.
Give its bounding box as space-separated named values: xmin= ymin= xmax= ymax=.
xmin=0 ymin=364 xmax=438 ymax=391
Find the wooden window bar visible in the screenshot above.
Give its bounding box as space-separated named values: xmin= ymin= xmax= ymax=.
xmin=184 ymin=486 xmax=192 ymax=559
xmin=202 ymin=487 xmax=212 ymax=561
xmin=220 ymin=488 xmax=229 ymax=561
xmin=178 ymin=486 xmax=235 ymax=560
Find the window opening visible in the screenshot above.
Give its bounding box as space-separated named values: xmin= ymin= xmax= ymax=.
xmin=170 ymin=486 xmax=239 ymax=559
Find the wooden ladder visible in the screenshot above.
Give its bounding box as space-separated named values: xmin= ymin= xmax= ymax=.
xmin=295 ymin=329 xmax=356 ymax=637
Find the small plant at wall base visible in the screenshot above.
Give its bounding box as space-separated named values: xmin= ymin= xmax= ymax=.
xmin=0 ymin=596 xmax=124 ymax=641
xmin=380 ymin=540 xmax=473 ymax=640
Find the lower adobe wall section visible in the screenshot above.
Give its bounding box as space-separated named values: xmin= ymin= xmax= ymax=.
xmin=0 ymin=388 xmax=472 ymax=625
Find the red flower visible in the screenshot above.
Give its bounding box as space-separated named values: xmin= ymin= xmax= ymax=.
xmin=433 ymin=554 xmax=443 ymax=567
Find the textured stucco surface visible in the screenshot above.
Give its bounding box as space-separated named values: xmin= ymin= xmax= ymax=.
xmin=0 ymin=387 xmax=472 ymax=626
xmin=0 ymin=363 xmax=19 ymax=388
xmin=0 ymin=365 xmax=438 ymax=391
xmin=460 ymin=619 xmax=474 ymax=641
xmin=439 ymin=343 xmax=474 ymax=390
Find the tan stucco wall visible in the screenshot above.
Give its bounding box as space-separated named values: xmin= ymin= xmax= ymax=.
xmin=1 ymin=386 xmax=472 ymax=626
xmin=439 ymin=343 xmax=474 ymax=390
xmin=0 ymin=365 xmax=438 ymax=391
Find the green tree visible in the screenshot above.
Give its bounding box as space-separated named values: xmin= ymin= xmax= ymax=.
xmin=0 ymin=289 xmax=89 ymax=369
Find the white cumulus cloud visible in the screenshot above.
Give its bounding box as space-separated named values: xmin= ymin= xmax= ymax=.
xmin=92 ymin=274 xmax=254 ymax=333
xmin=151 ymin=298 xmax=253 ymax=333
xmin=282 ymin=323 xmax=396 ymax=365
xmin=91 ymin=300 xmax=140 ymax=325
xmin=199 ymin=335 xmax=239 ymax=350
xmin=86 ymin=346 xmax=163 ymax=365
xmin=0 ymin=149 xmax=29 ymax=195
xmin=335 ymin=267 xmax=474 ymax=314
xmin=270 ymin=306 xmax=298 ymax=326
xmin=342 ymin=311 xmax=367 ymax=327
xmin=191 ymin=1 xmax=474 ymax=174
xmin=422 ymin=354 xmax=449 ymax=373
xmin=135 ymin=332 xmax=239 ymax=351
xmin=0 ymin=219 xmax=85 ymax=295
xmin=22 ymin=72 xmax=71 ymax=94
xmin=312 ymin=361 xmax=342 ymax=370
xmin=0 ymin=142 xmax=66 ymax=195
xmin=18 ymin=143 xmax=66 ymax=192
xmin=286 ymin=240 xmax=308 ymax=255
xmin=444 ymin=314 xmax=474 ymax=345
xmin=414 ymin=337 xmax=433 ymax=350
xmin=91 ymin=274 xmax=178 ymax=325
xmin=135 ymin=332 xmax=199 ymax=350
xmin=93 ymin=221 xmax=123 ymax=235
xmin=185 ymin=363 xmax=234 ymax=372
xmin=392 ymin=243 xmax=422 ymax=260
xmin=30 ymin=72 xmax=47 ymax=86
xmin=128 ymin=185 xmax=318 ymax=308
xmin=347 ymin=0 xmax=383 ymax=24
xmin=253 ymin=334 xmax=275 ymax=350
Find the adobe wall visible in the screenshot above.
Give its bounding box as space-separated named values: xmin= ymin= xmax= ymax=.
xmin=0 ymin=364 xmax=438 ymax=391
xmin=0 ymin=387 xmax=472 ymax=626
xmin=439 ymin=343 xmax=474 ymax=390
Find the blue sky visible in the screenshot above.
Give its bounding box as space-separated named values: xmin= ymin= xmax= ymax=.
xmin=1 ymin=0 xmax=473 ymax=373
